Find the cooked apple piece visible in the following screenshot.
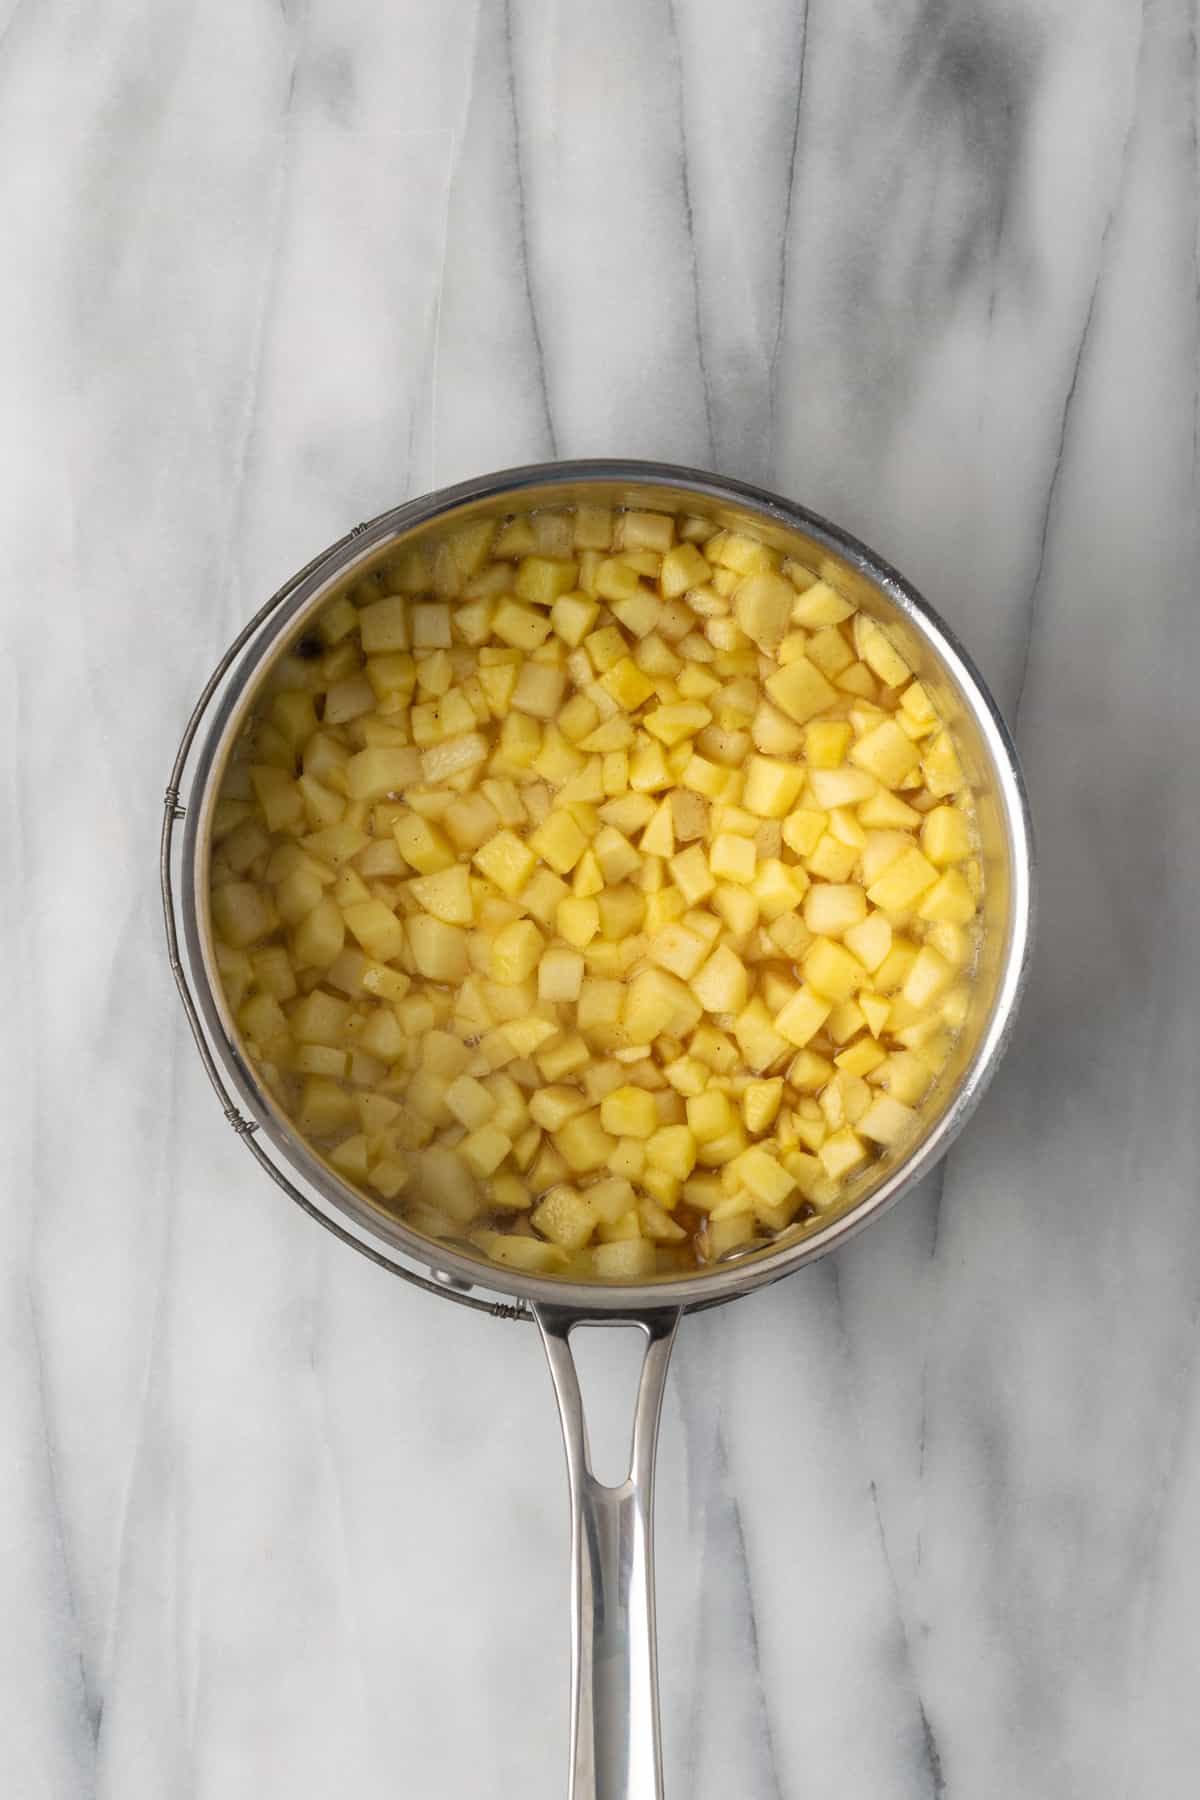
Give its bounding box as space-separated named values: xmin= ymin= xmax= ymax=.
xmin=734 ymin=572 xmax=794 ymax=649
xmin=922 ymin=730 xmax=965 ymax=796
xmin=807 ymin=767 xmax=877 ymax=809
xmin=643 ymin=921 xmax=705 ymax=982
xmin=764 ymin=656 xmax=838 ymax=724
xmin=590 ymin=1238 xmax=654 ymax=1279
xmin=660 ymin=542 xmax=711 ymax=597
xmin=407 ymin=915 xmax=468 ymax=982
xmin=484 ymin=1234 xmax=569 ymax=1274
xmin=528 ymin=810 xmax=589 ymax=875
xmin=709 ymin=834 xmax=756 ymax=884
xmin=212 ymin=881 xmax=275 ymax=949
xmin=291 ymin=897 xmax=345 ymax=969
xmin=445 ymin=1074 xmax=497 ymax=1131
xmin=691 ymin=943 xmax=750 ymax=1015
xmin=803 ymin=883 xmax=867 ymax=937
xmin=858 ymin=1094 xmax=917 ymax=1146
xmin=853 ymin=616 xmax=911 ymax=687
xmin=802 ymin=937 xmax=865 ymax=1001
xmin=850 ymin=720 xmax=921 ymax=788
xmin=773 ymin=986 xmax=833 ymax=1048
xmin=921 ymin=804 xmax=972 ymax=865
xmin=919 ymin=869 xmax=977 ymax=925
xmin=600 ymin=1086 xmax=658 ymax=1139
xmin=408 ymin=865 xmax=473 ymax=926
xmin=866 ymin=847 xmax=939 ymax=912
xmin=742 ymin=755 xmax=806 ymax=818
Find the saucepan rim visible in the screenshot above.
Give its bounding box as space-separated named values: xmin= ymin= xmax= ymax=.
xmin=171 ymin=458 xmax=1035 ymax=1316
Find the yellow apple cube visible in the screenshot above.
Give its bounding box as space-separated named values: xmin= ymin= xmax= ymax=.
xmin=774 ymin=985 xmax=833 ymax=1048
xmin=730 ymin=1145 xmax=795 ymax=1208
xmin=866 ymin=847 xmax=939 ymax=911
xmin=647 ymin=922 xmax=709 ymax=980
xmin=492 ymin=597 xmax=553 ymax=651
xmin=640 ymin=797 xmax=675 ymax=857
xmin=393 ymin=813 xmax=455 ymax=874
xmin=692 ymin=944 xmax=750 ymax=1015
xmin=445 ymin=1073 xmax=497 ymax=1131
xmin=557 ymin=896 xmax=600 ymax=947
xmin=643 ymin=701 xmax=713 ymax=746
xmin=491 ymin=919 xmax=544 ymax=984
xmin=734 ymin=571 xmax=794 ymax=649
xmin=600 ymin=657 xmax=656 ymax=711
xmin=212 ymin=882 xmax=276 ymax=949
xmin=408 ymin=864 xmax=473 ymax=925
xmin=710 ymin=833 xmax=756 ymax=884
xmin=660 ymin=541 xmax=711 ymax=597
xmin=803 ymin=882 xmax=867 ymax=937
xmin=818 ymin=1126 xmax=869 ymax=1180
xmin=859 ymin=992 xmax=892 ymax=1038
xmin=593 ymin=1239 xmax=656 ymax=1280
xmin=764 ymin=655 xmax=837 ymax=724
xmin=600 ymin=1086 xmax=658 ymax=1139
xmin=858 ymin=789 xmax=921 ymax=829
xmin=834 ymin=900 xmax=892 ymax=972
xmin=289 ymin=897 xmax=345 ymax=969
xmin=538 ymin=946 xmax=585 ymax=1002
xmin=850 ymin=720 xmax=921 ymax=788
xmin=733 ymin=999 xmax=791 ymax=1072
xmin=921 ymin=805 xmax=972 ymax=865
xmin=901 ymin=945 xmax=955 ymax=1009
xmin=556 ymin=1109 xmax=618 ymax=1174
xmin=470 ymin=829 xmax=535 ymax=896
xmin=634 ymin=1124 xmax=692 ymax=1184
xmin=742 ymin=755 xmax=805 ymax=818
xmin=408 ymin=914 xmax=468 ymax=982
xmin=853 ymin=616 xmax=911 ymax=687
xmin=685 ymin=1091 xmax=738 ymax=1144
xmin=802 ymin=937 xmax=865 ymax=1001
xmin=918 ymin=869 xmax=977 ymax=926
xmin=859 ymin=1094 xmax=918 ymax=1147
xmin=922 ymin=730 xmax=965 ymax=796
xmin=459 ymin=1124 xmax=512 ymax=1179
xmin=342 ymin=899 xmax=406 ymax=964
xmin=529 ymin=810 xmax=589 ymax=876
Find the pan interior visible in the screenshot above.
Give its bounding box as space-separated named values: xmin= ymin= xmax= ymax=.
xmin=181 ymin=464 xmax=1032 ymax=1313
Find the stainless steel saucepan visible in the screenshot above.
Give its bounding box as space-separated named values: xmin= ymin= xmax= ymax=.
xmin=162 ymin=461 xmax=1034 ymax=1800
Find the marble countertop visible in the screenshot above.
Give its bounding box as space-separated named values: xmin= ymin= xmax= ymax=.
xmin=5 ymin=0 xmax=1198 ymax=1794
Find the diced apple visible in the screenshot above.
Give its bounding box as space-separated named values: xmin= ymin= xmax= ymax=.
xmin=866 ymin=847 xmax=939 ymax=911
xmin=491 ymin=919 xmax=544 ymax=984
xmin=802 ymin=937 xmax=865 ymax=1001
xmin=600 ymin=1086 xmax=658 ymax=1139
xmin=850 ymin=720 xmax=921 ymax=788
xmin=763 ymin=655 xmax=838 ymax=726
xmin=342 ymin=899 xmax=406 ymax=964
xmin=408 ymin=864 xmax=473 ymax=925
xmin=921 ymin=804 xmax=972 ymax=865
xmin=803 ymin=883 xmax=867 ymax=937
xmin=774 ymin=986 xmax=833 ymax=1048
xmin=734 ymin=571 xmax=794 ymax=649
xmin=408 ymin=914 xmax=468 ymax=982
xmin=918 ymin=868 xmax=977 ymax=925
xmin=858 ymin=1094 xmax=917 ymax=1146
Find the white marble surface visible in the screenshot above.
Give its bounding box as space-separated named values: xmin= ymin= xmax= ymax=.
xmin=3 ymin=1 xmax=1198 ymax=1794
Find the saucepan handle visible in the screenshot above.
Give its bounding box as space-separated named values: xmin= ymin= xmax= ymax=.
xmin=533 ymin=1304 xmax=681 ymax=1800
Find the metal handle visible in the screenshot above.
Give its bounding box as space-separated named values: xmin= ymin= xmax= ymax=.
xmin=535 ymin=1305 xmax=681 ymax=1800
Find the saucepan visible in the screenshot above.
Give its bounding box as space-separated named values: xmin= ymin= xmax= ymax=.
xmin=162 ymin=460 xmax=1034 ymax=1799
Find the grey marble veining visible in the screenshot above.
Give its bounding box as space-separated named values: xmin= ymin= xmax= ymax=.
xmin=2 ymin=1 xmax=1198 ymax=1795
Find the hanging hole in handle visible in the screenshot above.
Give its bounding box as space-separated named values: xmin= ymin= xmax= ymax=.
xmin=566 ymin=1321 xmax=654 ymax=1488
